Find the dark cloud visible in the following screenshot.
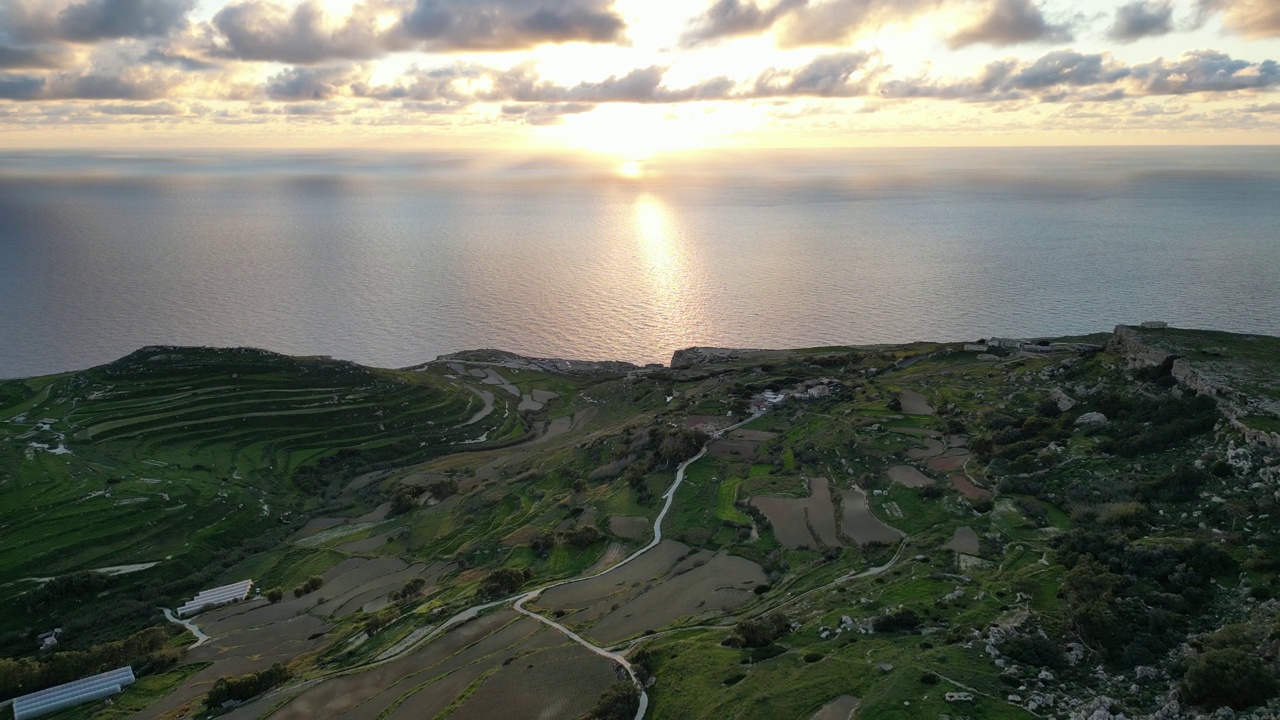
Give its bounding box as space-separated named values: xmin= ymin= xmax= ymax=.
xmin=879 ymin=49 xmax=1276 ymax=103
xmin=1108 ymin=1 xmax=1174 ymax=41
xmin=210 ymin=0 xmax=410 ymax=64
xmin=500 ymin=101 xmax=594 ymax=124
xmin=58 ymin=0 xmax=196 ymax=42
xmin=751 ymin=51 xmax=881 ymax=97
xmin=948 ymin=0 xmax=1073 ymax=48
xmin=1009 ymin=50 xmax=1131 ymax=89
xmin=680 ymin=0 xmax=940 ymax=48
xmin=481 ymin=63 xmax=736 ymax=103
xmin=0 ymin=73 xmax=45 ymax=99
xmin=0 ymin=65 xmax=179 ymax=100
xmin=266 ymin=64 xmax=364 ymax=101
xmin=1131 ymin=50 xmax=1279 ymax=94
xmin=401 ymin=0 xmax=626 ymax=51
xmin=202 ymin=0 xmax=627 ymax=64
xmin=680 ymin=0 xmax=805 ymax=46
xmin=0 ymin=45 xmax=72 ymax=69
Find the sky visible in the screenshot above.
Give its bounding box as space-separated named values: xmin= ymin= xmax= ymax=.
xmin=1 ymin=0 xmax=1279 ymax=152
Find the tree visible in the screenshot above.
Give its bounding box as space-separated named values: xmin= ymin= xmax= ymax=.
xmin=590 ymin=681 xmax=640 ymax=720
xmin=1180 ymin=648 xmax=1277 ymax=711
xmin=737 ymin=612 xmax=790 ymax=647
xmin=266 ymin=587 xmax=284 ymax=603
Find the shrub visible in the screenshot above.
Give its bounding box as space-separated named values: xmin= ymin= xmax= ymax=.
xmin=873 ymin=608 xmax=921 ymax=633
xmin=475 ymin=567 xmax=532 ymax=601
xmin=1180 ymin=648 xmax=1277 ymax=711
xmin=736 ymin=613 xmax=790 ymax=647
xmin=590 ymin=681 xmax=640 ymax=720
xmin=205 ymin=663 xmax=291 ymax=709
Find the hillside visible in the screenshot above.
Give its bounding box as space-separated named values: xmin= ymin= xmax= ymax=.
xmin=2 ymin=328 xmax=1279 ymax=720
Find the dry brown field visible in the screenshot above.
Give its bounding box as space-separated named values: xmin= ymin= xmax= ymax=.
xmin=839 ymin=488 xmax=904 ymax=545
xmin=887 ymin=465 xmax=934 ymax=488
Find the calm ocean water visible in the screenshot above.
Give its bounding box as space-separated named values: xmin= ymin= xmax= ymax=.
xmin=1 ymin=147 xmax=1278 ymax=378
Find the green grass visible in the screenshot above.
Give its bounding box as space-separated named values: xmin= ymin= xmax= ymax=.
xmin=49 ymin=662 xmax=214 ymax=719
xmin=715 ymin=477 xmax=751 ymax=525
xmin=1240 ymin=415 xmax=1280 ymax=434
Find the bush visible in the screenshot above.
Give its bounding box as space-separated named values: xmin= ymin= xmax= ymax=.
xmin=736 ymin=613 xmax=791 ymax=647
xmin=1000 ymin=633 xmax=1064 ymax=669
xmin=266 ymin=587 xmax=284 ymax=603
xmin=873 ymin=608 xmax=921 ymax=633
xmin=590 ymin=681 xmax=640 ymax=720
xmin=475 ymin=567 xmax=532 ymax=601
xmin=205 ymin=663 xmax=291 ymax=709
xmin=1180 ymin=648 xmax=1277 ymax=711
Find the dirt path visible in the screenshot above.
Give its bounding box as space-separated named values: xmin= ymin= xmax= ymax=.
xmin=462 ymin=387 xmax=495 ymax=426
xmin=273 ymin=413 xmax=766 ymax=720
xmin=161 ymin=607 xmax=210 ymax=649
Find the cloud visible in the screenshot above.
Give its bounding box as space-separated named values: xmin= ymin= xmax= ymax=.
xmin=0 ymin=74 xmax=45 ymax=99
xmin=948 ymin=0 xmax=1073 ymax=48
xmin=1108 ymin=1 xmax=1174 ymax=41
xmin=0 ymin=0 xmax=196 ymax=44
xmin=680 ymin=0 xmax=806 ymax=46
xmin=201 ymin=0 xmax=627 ymax=64
xmin=1199 ymin=0 xmax=1280 ymax=39
xmin=209 ymin=0 xmax=411 ymax=64
xmin=0 ymin=45 xmax=73 ymax=69
xmin=500 ymin=101 xmax=594 ymax=124
xmin=879 ymin=49 xmax=1274 ymax=103
xmin=58 ymin=0 xmax=197 ymax=42
xmin=0 ymin=65 xmax=183 ymax=100
xmin=680 ymin=0 xmax=941 ymax=48
xmin=265 ymin=64 xmax=365 ymax=101
xmin=750 ymin=51 xmax=882 ymax=97
xmin=1130 ymin=50 xmax=1279 ymax=94
xmin=401 ymin=0 xmax=626 ymax=51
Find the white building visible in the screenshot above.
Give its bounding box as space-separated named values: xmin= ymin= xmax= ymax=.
xmin=177 ymin=579 xmax=254 ymax=617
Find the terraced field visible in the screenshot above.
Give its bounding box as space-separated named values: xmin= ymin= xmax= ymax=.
xmin=7 ymin=328 xmax=1280 ymax=720
xmin=0 ymin=346 xmax=521 ymax=626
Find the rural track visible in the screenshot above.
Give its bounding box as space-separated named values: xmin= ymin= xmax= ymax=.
xmin=161 ymin=607 xmax=210 ymax=648
xmin=293 ymin=412 xmax=767 ymax=720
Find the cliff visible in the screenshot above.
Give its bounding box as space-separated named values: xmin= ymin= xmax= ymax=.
xmin=1110 ymin=325 xmax=1280 ymax=450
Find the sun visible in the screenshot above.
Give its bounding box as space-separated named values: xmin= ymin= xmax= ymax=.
xmin=537 ymin=103 xmax=755 ymax=172
xmin=619 ymin=160 xmax=645 ymax=178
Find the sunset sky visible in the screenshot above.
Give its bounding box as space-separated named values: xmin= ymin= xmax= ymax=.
xmin=1 ymin=0 xmax=1279 ymax=151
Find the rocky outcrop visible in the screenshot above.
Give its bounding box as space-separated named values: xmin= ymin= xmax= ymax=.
xmin=1110 ymin=326 xmax=1280 ymax=450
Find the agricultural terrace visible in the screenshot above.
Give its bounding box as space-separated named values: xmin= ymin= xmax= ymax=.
xmin=3 ymin=327 xmax=1280 ymax=719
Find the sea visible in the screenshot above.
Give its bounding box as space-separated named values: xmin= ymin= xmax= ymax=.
xmin=1 ymin=146 xmax=1278 ymax=378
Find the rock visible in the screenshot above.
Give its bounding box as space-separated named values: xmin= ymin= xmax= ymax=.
xmin=1050 ymin=387 xmax=1078 ymax=411
xmin=1074 ymin=412 xmax=1108 ymax=426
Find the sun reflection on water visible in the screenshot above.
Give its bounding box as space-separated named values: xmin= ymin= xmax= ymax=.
xmin=632 ymin=192 xmax=702 ymax=345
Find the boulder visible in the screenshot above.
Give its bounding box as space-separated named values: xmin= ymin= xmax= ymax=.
xmin=1074 ymin=412 xmax=1108 ymax=426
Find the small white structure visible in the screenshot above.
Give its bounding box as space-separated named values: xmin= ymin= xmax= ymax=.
xmin=945 ymin=692 xmax=975 ymax=703
xmin=12 ymin=666 xmax=135 ymax=720
xmin=178 ymin=579 xmax=253 ymax=617
xmin=987 ymin=338 xmax=1024 ymax=348
xmin=37 ymin=628 xmax=61 ymax=651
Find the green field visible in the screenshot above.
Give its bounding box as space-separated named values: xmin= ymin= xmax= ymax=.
xmin=3 ymin=328 xmax=1280 ymax=719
